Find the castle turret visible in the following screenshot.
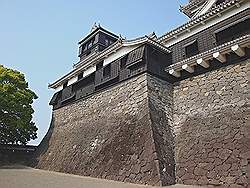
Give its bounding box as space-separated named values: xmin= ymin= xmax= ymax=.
xmin=78 ymin=24 xmax=119 ymax=62
xmin=44 ymin=1 xmax=249 ymax=187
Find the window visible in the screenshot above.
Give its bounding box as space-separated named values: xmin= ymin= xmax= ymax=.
xmin=184 ymin=40 xmax=199 ymax=58
xmin=215 ymin=18 xmax=250 ymax=45
xmin=120 ymin=56 xmax=127 ymax=69
xmin=72 ymin=73 xmax=95 ymax=92
xmin=96 ymin=61 xmax=103 ymax=70
xmin=79 ymin=45 xmax=83 ymax=55
xmin=103 ymin=64 xmax=111 ymax=78
xmin=63 ymin=81 xmax=68 ymax=89
xmin=78 ymin=72 xmax=83 ymax=80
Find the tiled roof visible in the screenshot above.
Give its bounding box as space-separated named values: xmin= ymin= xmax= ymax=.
xmin=180 ymin=0 xmax=207 ymax=18
xmin=158 ymin=0 xmax=242 ymax=44
xmin=74 ymin=35 xmax=170 ymax=69
xmin=49 ymin=36 xmax=171 ymax=88
xmin=78 ymin=26 xmax=119 ymax=45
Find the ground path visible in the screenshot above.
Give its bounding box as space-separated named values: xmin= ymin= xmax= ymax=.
xmin=0 ymin=165 xmax=204 ymax=188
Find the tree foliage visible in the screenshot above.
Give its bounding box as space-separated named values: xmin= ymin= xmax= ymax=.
xmin=0 ymin=65 xmax=38 ymax=145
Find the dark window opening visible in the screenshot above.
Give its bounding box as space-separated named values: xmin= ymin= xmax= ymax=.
xmin=120 ymin=56 xmax=127 ymax=69
xmin=96 ymin=61 xmax=103 ymax=70
xmin=185 ymin=41 xmax=199 ymax=58
xmin=63 ymin=81 xmax=68 ymax=89
xmin=78 ymin=72 xmax=83 ymax=80
xmin=215 ymin=18 xmax=250 ymax=45
xmin=103 ymin=64 xmax=111 ymax=78
xmin=72 ymin=73 xmax=95 ymax=92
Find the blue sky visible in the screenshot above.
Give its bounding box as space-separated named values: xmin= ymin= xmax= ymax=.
xmin=0 ymin=0 xmax=188 ymax=145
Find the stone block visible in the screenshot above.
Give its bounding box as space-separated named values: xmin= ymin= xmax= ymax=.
xmin=36 ymin=61 xmax=249 ymax=187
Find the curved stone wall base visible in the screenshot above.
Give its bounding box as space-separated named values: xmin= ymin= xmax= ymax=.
xmin=36 ymin=73 xmax=175 ymax=186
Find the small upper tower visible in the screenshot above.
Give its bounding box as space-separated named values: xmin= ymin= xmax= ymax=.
xmin=78 ymin=24 xmax=119 ymax=61
xmin=180 ymin=0 xmax=227 ymax=19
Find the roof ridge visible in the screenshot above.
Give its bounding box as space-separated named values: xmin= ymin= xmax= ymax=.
xmin=158 ymin=0 xmax=242 ymax=44
xmin=181 ymin=0 xmax=207 ymax=11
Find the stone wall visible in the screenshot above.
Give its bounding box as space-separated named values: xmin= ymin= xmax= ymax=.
xmin=173 ymin=60 xmax=249 ymax=187
xmin=36 ymin=73 xmax=175 ymax=186
xmin=147 ymin=74 xmax=175 ymax=185
xmin=37 ymin=60 xmax=249 ymax=187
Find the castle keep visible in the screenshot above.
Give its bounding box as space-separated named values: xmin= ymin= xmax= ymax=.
xmin=36 ymin=0 xmax=250 ymax=187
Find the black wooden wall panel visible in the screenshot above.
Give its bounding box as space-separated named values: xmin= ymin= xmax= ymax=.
xmin=169 ymin=9 xmax=249 ymax=64
xmin=61 ymin=85 xmax=74 ymax=101
xmin=76 ymin=84 xmax=95 ymax=99
xmin=126 ymin=46 xmax=145 ymax=66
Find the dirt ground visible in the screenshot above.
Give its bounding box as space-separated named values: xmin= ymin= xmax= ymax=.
xmin=0 ymin=165 xmax=204 ymax=188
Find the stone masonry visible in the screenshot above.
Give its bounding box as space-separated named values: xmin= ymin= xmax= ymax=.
xmin=36 ymin=60 xmax=249 ymax=187
xmin=173 ymin=60 xmax=249 ymax=187
xmin=36 ymin=73 xmax=175 ymax=186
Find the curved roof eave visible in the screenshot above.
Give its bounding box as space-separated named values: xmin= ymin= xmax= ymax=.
xmin=158 ymin=0 xmax=243 ymax=44
xmin=49 ymin=36 xmax=171 ymax=89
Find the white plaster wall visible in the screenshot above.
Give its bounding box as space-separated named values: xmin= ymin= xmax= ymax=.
xmin=52 ymin=42 xmax=142 ymax=90
xmin=103 ymin=45 xmax=139 ymax=66
xmin=68 ymin=76 xmax=78 ymax=86
xmin=83 ymin=65 xmax=96 ymax=77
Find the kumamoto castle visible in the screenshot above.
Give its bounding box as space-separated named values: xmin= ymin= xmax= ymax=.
xmin=34 ymin=0 xmax=249 ymax=187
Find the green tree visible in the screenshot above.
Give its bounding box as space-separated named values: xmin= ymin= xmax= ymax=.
xmin=0 ymin=65 xmax=38 ymax=145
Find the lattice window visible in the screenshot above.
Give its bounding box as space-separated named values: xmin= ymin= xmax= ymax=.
xmin=103 ymin=64 xmax=111 ymax=78
xmin=184 ymin=40 xmax=199 ymax=58
xmin=215 ymin=18 xmax=250 ymax=45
